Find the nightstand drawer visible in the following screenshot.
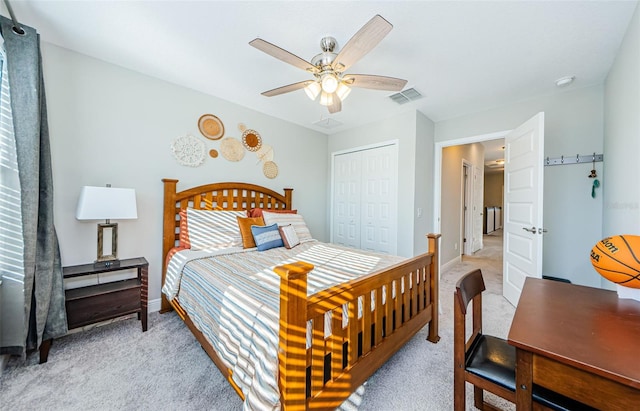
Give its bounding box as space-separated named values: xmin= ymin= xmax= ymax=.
xmin=66 ymin=280 xmax=141 ymax=329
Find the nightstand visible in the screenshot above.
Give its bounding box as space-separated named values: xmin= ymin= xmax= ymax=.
xmin=39 ymin=257 xmax=148 ymax=363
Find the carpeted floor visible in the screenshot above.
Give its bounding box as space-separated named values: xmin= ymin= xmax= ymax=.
xmin=0 ymin=233 xmax=514 ymax=410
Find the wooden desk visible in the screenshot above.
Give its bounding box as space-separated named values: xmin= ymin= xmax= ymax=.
xmin=508 ymin=278 xmax=640 ymax=410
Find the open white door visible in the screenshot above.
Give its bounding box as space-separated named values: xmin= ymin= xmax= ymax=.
xmin=503 ymin=112 xmax=544 ymax=306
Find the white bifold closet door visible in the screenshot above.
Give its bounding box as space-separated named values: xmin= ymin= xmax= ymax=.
xmin=332 ymin=143 xmax=398 ymax=255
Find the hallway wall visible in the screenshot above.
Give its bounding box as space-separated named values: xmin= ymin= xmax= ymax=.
xmin=441 ymin=143 xmax=484 ymax=265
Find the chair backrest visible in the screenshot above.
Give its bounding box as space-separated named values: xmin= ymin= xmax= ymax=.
xmin=454 ymin=269 xmax=486 ymax=354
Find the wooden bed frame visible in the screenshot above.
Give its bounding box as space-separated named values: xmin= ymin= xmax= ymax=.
xmin=161 ymin=179 xmax=440 ymax=410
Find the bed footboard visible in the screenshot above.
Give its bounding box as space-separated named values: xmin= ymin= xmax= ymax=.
xmin=274 ymin=234 xmax=440 ymax=410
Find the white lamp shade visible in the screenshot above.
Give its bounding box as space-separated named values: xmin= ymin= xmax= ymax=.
xmin=304 ymin=81 xmax=321 ymax=101
xmin=319 ymin=91 xmax=334 ymax=106
xmin=76 ymin=186 xmax=138 ymax=220
xmin=321 ymin=74 xmax=338 ymax=93
xmin=336 ymin=83 xmax=351 ymax=101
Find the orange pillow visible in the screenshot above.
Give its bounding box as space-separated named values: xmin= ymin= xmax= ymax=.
xmin=179 ymin=210 xmax=190 ymax=249
xmin=247 ymin=208 xmax=297 ymax=218
xmin=237 ymin=216 xmax=265 ymax=248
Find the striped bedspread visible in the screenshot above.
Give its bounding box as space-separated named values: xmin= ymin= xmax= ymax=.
xmin=162 ymin=240 xmax=404 ymax=410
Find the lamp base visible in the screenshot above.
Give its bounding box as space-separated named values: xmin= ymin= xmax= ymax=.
xmin=96 ymin=222 xmax=118 ymax=263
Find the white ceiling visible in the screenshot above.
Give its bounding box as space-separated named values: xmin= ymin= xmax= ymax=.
xmin=5 ymin=1 xmax=638 ymax=135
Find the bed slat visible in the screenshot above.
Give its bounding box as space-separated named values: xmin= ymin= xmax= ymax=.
xmin=310 ymin=317 xmax=324 ymax=396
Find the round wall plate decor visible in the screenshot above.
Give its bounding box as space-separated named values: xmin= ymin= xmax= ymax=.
xmin=220 ymin=137 xmax=245 ymax=162
xmin=256 ymin=144 xmax=274 ymax=163
xmin=242 ymin=129 xmax=262 ymax=152
xmin=263 ymin=160 xmax=278 ymax=179
xmin=198 ymin=114 xmax=225 ymax=140
xmin=171 ymin=134 xmax=206 ymax=167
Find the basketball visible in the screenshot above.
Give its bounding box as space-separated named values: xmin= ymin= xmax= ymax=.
xmin=590 ymin=235 xmax=640 ymax=289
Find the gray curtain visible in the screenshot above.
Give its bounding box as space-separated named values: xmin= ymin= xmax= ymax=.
xmin=0 ymin=17 xmax=67 ymax=355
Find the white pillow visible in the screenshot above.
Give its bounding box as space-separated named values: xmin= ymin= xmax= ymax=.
xmin=278 ymin=224 xmax=300 ymax=249
xmin=262 ymin=211 xmax=313 ymax=242
xmin=186 ymin=208 xmax=245 ymax=250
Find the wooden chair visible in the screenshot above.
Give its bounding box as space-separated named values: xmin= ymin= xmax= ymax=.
xmin=453 ymin=269 xmax=596 ymax=411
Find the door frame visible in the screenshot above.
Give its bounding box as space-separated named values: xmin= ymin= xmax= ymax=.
xmin=434 ymin=130 xmax=509 ymax=236
xmin=462 ymin=160 xmax=473 ymax=255
xmin=472 ymin=164 xmax=484 ymax=253
xmin=330 ymin=139 xmax=399 ymax=246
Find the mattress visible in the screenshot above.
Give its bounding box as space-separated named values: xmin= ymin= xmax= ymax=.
xmin=162 ymin=240 xmax=404 ymax=410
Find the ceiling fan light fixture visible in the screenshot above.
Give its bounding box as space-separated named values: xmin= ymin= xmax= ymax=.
xmin=250 ymin=15 xmax=405 ymax=114
xmin=304 ymin=81 xmax=321 ymax=101
xmin=336 ymin=83 xmax=351 ymax=101
xmin=321 ymin=73 xmax=339 ymax=93
xmin=319 ymin=91 xmax=334 ymax=106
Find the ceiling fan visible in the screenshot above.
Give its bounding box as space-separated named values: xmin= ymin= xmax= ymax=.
xmin=249 ymin=15 xmax=407 ymax=114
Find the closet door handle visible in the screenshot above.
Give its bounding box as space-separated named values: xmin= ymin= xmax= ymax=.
xmin=522 ymin=226 xmax=536 ymax=233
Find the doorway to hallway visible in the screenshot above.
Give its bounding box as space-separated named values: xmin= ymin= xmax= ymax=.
xmin=463 ymin=230 xmax=503 ymax=267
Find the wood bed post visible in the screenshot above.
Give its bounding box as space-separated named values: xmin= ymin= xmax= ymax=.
xmin=273 ymin=261 xmax=314 ymax=411
xmin=427 ymin=233 xmax=441 ymax=343
xmin=161 ymin=178 xmax=179 ymax=313
xmin=283 ymin=188 xmax=293 ymax=210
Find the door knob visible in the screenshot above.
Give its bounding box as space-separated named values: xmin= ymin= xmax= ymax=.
xmin=538 ymin=228 xmax=548 ymax=234
xmin=522 ymin=226 xmax=536 ymax=233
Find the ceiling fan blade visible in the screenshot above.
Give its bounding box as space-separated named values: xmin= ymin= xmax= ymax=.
xmin=328 ymin=94 xmax=342 ymax=113
xmin=344 ymin=74 xmax=407 ymax=91
xmin=332 ymin=15 xmax=393 ymax=72
xmin=261 ymin=80 xmax=313 ymax=97
xmin=249 ymin=38 xmax=318 ymax=73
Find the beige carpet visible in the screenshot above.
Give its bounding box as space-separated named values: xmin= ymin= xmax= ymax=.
xmin=0 ymin=234 xmax=515 ymax=410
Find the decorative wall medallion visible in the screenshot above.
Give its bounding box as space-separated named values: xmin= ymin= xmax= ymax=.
xmin=171 ymin=134 xmax=206 ymax=167
xmin=242 ymin=129 xmax=262 ymax=152
xmin=256 ymin=144 xmax=274 ymax=163
xmin=263 ymin=160 xmax=278 ymax=179
xmin=220 ymin=137 xmax=245 ymax=162
xmin=198 ymin=114 xmax=224 ymax=140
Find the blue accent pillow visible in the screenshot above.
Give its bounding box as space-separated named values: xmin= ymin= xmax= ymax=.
xmin=251 ymin=223 xmax=284 ymax=251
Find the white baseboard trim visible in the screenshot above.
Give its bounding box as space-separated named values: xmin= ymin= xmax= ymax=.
xmin=441 ymin=255 xmax=462 ymax=273
xmin=148 ymin=298 xmax=161 ymax=313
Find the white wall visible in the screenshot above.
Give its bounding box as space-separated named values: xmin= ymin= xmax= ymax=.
xmin=414 ymin=112 xmax=436 ymax=255
xmin=604 ymin=2 xmax=640 ymax=234
xmin=436 ymin=86 xmax=605 ymax=287
xmin=43 ymin=43 xmax=328 ymax=305
xmin=327 ymin=110 xmax=420 ymax=257
xmin=603 ymin=3 xmax=640 ymax=289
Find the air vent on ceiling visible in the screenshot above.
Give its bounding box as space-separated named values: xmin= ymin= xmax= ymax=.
xmin=389 ymin=88 xmax=423 ymax=105
xmin=313 ymin=118 xmax=343 ymax=129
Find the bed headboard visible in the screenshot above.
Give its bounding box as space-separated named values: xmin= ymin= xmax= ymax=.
xmin=161 ymin=179 xmax=293 ymax=312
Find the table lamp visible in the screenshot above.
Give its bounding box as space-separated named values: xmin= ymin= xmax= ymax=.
xmin=76 ymin=185 xmax=138 ymax=265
